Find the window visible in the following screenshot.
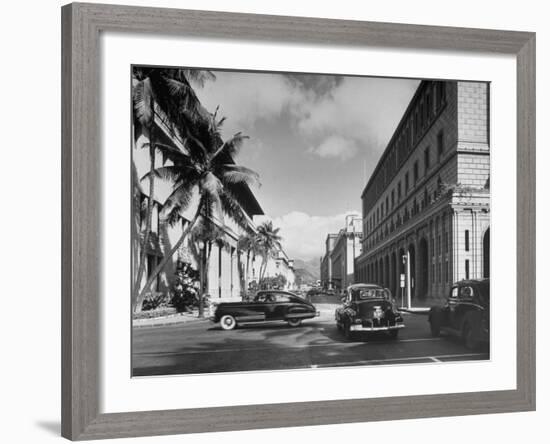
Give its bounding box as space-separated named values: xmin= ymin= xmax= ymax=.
xmin=445 ymin=260 xmax=449 ymax=282
xmin=465 ymin=230 xmax=470 ymax=251
xmin=391 ymin=190 xmax=395 ymax=208
xmin=465 ymin=260 xmax=470 ymax=279
xmin=405 ymin=172 xmax=410 ymax=193
xmin=413 ymin=161 xmax=419 ymax=183
xmin=438 ymin=235 xmax=441 ymax=255
xmin=385 ymin=196 xmax=389 ymax=214
xmin=424 ymin=147 xmax=431 ymax=171
xmin=438 ymin=263 xmax=442 ymax=283
xmin=432 ymin=264 xmax=435 ymax=284
xmin=437 ymin=131 xmax=444 ymax=159
xmin=451 ymin=287 xmax=459 ymax=298
xmin=397 ymin=182 xmax=402 ymax=200
xmin=445 ymin=232 xmax=449 ymax=253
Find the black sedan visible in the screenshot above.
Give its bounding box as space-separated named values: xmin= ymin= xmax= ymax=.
xmin=211 ymin=290 xmax=319 ymax=330
xmin=335 ymin=284 xmax=405 ymax=339
xmin=428 ymin=279 xmax=490 ymax=350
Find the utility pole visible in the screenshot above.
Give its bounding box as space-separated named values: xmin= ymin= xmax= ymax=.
xmin=406 ymin=251 xmax=412 ymax=308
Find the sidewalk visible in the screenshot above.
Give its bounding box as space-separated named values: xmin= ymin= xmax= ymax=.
xmin=133 ymin=309 xmax=212 ymax=328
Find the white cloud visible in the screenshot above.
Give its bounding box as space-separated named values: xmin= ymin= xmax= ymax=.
xmin=256 ymin=211 xmax=360 ymax=261
xmin=194 ymin=72 xmax=307 ymax=136
xmin=308 ymin=135 xmax=359 ymax=161
xmin=194 ymin=72 xmax=419 ymax=161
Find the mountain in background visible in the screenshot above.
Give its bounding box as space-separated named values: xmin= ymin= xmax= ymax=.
xmin=292 ymin=257 xmax=321 ymax=286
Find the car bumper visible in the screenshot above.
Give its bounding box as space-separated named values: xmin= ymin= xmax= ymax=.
xmin=349 ymin=323 xmax=405 ymax=332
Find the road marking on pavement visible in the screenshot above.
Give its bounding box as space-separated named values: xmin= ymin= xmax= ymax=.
xmin=314 ymin=353 xmax=487 ymax=368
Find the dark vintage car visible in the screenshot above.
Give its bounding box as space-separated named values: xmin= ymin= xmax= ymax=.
xmin=335 ymin=284 xmax=405 ymax=339
xmin=428 ymin=279 xmax=490 ymax=350
xmin=211 ymin=290 xmax=319 ymax=330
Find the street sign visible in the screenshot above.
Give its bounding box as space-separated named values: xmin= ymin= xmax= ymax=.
xmin=400 ymin=273 xmax=405 ymax=288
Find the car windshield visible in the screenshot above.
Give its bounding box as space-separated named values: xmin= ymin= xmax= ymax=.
xmin=350 ymin=287 xmax=390 ymax=301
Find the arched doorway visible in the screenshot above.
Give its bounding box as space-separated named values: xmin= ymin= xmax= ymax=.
xmin=483 ymin=228 xmax=490 ymax=278
xmin=408 ymin=244 xmax=416 ymax=301
xmin=418 ymin=237 xmax=429 ymax=299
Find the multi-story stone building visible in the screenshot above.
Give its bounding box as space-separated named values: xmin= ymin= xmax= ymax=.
xmin=355 ymin=80 xmax=490 ymax=307
xmin=320 ymin=234 xmax=337 ymax=290
xmin=321 ymin=215 xmax=363 ymax=292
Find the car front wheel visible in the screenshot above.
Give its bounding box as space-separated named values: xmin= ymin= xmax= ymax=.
xmin=343 ymin=320 xmax=354 ymax=340
xmin=429 ymin=314 xmax=441 ymax=337
xmin=220 ymin=315 xmax=237 ymax=331
xmin=287 ymin=318 xmax=302 ymax=327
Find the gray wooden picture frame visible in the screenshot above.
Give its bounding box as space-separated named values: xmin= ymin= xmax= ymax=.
xmin=61 ymin=2 xmax=536 ymax=440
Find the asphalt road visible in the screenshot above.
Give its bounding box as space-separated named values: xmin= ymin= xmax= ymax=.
xmin=132 ymin=295 xmax=489 ymax=376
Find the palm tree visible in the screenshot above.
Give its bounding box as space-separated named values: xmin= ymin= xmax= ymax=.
xmin=134 ymin=111 xmax=260 ymax=312
xmin=237 ymin=232 xmax=262 ymax=297
xmin=255 ymin=221 xmax=283 ymax=283
xmin=188 ymin=218 xmax=228 ymax=316
xmin=132 ymin=67 xmax=215 ymax=309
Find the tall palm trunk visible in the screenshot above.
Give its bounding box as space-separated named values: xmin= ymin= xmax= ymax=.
xmin=245 ymin=250 xmax=250 ymax=296
xmin=135 ymin=210 xmax=201 ymax=312
xmin=133 ymin=127 xmax=156 ymax=312
xmin=198 ymin=241 xmax=212 ymax=318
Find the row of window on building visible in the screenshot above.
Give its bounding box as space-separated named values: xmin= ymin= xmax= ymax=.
xmin=363 ymin=82 xmax=447 ymax=211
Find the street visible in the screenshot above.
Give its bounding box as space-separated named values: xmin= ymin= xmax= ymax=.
xmin=132 ymin=295 xmax=489 ymax=376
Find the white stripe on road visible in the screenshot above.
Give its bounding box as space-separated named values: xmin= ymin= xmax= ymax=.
xmin=316 ymin=353 xmax=486 ymax=368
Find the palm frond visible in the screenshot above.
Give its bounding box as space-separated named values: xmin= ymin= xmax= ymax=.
xmin=211 ymin=132 xmax=249 ymax=162
xmin=219 ymin=164 xmax=261 ymax=188
xmin=133 ymin=77 xmax=154 ymax=127
xmin=164 ymin=183 xmax=196 ymax=213
xmin=219 ymin=189 xmax=250 ymax=232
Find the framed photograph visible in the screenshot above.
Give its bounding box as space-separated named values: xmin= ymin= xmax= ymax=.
xmin=62 ymin=2 xmax=535 ymax=440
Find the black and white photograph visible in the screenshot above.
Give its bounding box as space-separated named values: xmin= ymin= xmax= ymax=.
xmin=131 ymin=66 xmax=491 ymax=377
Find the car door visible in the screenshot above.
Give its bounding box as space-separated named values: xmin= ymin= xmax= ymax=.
xmin=272 ymin=293 xmax=294 ymax=320
xmin=450 ymin=285 xmax=475 ymax=330
xmin=261 ymin=292 xmax=280 ymax=320
xmin=447 ymin=285 xmax=460 ymax=330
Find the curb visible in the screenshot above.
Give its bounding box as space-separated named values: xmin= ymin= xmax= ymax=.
xmin=133 ymin=315 xmax=211 ymax=329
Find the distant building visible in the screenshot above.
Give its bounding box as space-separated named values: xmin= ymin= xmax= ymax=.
xmin=258 ymin=249 xmax=296 ymax=290
xmin=320 ymin=214 xmax=363 ymax=292
xmin=355 ymin=80 xmax=490 ymax=306
xmin=320 ymin=234 xmax=338 ymax=290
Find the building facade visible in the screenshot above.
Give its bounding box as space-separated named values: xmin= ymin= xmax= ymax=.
xmin=321 ymin=215 xmax=363 ymax=292
xmin=320 ymin=234 xmax=337 ymax=290
xmin=355 ymin=80 xmax=490 ymax=306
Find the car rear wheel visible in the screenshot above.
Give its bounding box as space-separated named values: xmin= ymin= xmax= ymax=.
xmin=287 ymin=318 xmax=302 ymax=327
xmin=220 ymin=315 xmax=237 ymax=331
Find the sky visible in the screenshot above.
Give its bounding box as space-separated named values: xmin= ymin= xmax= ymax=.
xmin=191 ymin=70 xmax=419 ymax=262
